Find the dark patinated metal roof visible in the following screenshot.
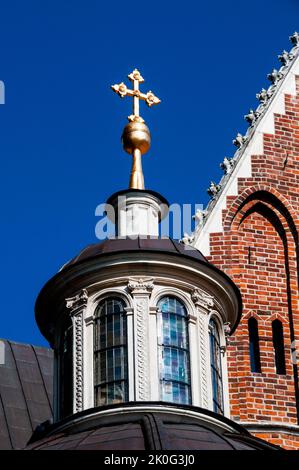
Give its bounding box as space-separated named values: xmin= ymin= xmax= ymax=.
xmin=26 ymin=402 xmax=279 ymax=450
xmin=0 ymin=340 xmax=53 ymax=450
xmin=35 ymin=236 xmax=243 ymax=343
xmin=64 ymin=237 xmax=208 ymax=268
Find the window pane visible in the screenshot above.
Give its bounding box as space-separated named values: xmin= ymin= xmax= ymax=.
xmin=158 ymin=296 xmax=191 ymax=405
xmin=209 ymin=319 xmax=224 ymax=415
xmin=94 ymin=298 xmax=128 ymax=406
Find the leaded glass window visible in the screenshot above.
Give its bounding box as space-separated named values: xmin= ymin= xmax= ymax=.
xmin=209 ymin=318 xmax=224 ymax=415
xmin=157 ymin=296 xmax=191 ymax=405
xmin=94 ymin=298 xmax=128 ymax=406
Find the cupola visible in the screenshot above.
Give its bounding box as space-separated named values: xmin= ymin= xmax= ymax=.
xmin=30 ymin=69 xmax=277 ymax=451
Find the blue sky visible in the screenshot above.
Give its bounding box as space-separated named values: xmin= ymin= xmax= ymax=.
xmin=0 ymin=0 xmax=298 ymax=346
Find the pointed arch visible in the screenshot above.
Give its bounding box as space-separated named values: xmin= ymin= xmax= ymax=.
xmin=222 ymin=185 xmax=299 ymax=421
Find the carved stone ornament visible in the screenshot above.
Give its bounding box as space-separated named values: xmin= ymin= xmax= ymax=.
xmin=278 ymin=50 xmax=294 ymax=66
xmin=198 ymin=314 xmax=209 ymax=408
xmin=291 ymin=339 xmax=299 ymax=365
xmin=224 ymin=321 xmax=231 ymax=336
xmin=207 ymin=181 xmax=221 ymax=198
xmin=191 ymin=288 xmax=214 ymax=311
xmin=192 ymin=208 xmax=207 ymax=226
xmin=127 ymin=278 xmax=154 ymax=294
xmin=232 ymin=132 xmax=246 ymax=148
xmin=220 ymin=157 xmax=234 ymax=175
xmin=180 ymin=232 xmax=195 ymax=245
xmin=192 ymin=209 xmax=207 ymax=235
xmin=244 ymin=109 xmax=261 ymax=126
xmin=66 ymin=289 xmax=88 ymax=311
xmin=73 ymin=312 xmax=84 ymax=412
xmin=135 ymin=298 xmax=149 ymax=399
xmin=267 ymin=68 xmax=283 ymax=85
xmin=256 ymin=88 xmax=268 ymax=102
xmin=290 ymin=31 xmax=299 ymax=46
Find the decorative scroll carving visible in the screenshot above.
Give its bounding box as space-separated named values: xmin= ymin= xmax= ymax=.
xmin=191 ymin=288 xmax=214 ymax=312
xmin=127 ymin=278 xmax=154 ymax=294
xmin=66 ymin=289 xmax=88 ymax=310
xmin=73 ymin=311 xmax=84 ymax=412
xmin=65 ymin=289 xmax=88 ymax=414
xmin=135 ymin=298 xmax=149 ymax=400
xmin=198 ymin=313 xmax=209 ymax=408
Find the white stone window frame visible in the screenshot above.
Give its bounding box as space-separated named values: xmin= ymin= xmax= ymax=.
xmin=83 ymin=288 xmax=134 ymax=410
xmin=70 ymin=283 xmax=230 ymax=418
xmin=150 ymin=288 xmax=198 ymax=406
xmin=207 ymin=311 xmax=230 ymax=417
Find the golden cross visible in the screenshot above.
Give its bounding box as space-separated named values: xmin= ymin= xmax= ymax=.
xmin=111 ymin=68 xmax=161 ymax=122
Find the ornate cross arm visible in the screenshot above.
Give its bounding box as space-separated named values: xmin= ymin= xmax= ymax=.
xmin=111 ymin=68 xmax=161 ymax=122
xmin=111 ymin=83 xmax=161 ymax=107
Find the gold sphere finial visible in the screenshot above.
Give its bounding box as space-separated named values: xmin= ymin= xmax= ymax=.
xmin=122 ymin=121 xmax=151 ymax=155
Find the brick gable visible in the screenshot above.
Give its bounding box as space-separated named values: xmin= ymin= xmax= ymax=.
xmin=196 ymin=73 xmax=299 ymax=448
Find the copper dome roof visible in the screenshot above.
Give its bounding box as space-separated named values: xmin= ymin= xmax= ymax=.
xmin=63 ymin=237 xmax=208 ymax=269
xmin=26 ymin=402 xmax=279 ymax=451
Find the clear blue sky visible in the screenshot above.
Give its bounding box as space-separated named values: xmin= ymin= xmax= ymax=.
xmin=0 ymin=0 xmax=298 ymax=346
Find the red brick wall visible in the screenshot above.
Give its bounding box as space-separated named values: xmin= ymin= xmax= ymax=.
xmin=252 ymin=432 xmax=299 ymax=450
xmin=208 ymin=77 xmax=299 ymax=449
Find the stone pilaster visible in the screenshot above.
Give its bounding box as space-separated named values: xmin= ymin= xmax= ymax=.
xmin=66 ymin=289 xmax=88 ymax=413
xmin=191 ymin=288 xmax=215 ymax=409
xmin=127 ymin=278 xmax=154 ymax=401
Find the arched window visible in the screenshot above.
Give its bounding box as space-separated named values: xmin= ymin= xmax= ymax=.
xmin=94 ymin=297 xmax=128 ymax=406
xmin=59 ymin=316 xmax=73 ymax=419
xmin=209 ymin=318 xmax=224 ymax=415
xmin=272 ymin=320 xmax=286 ymax=375
xmin=248 ymin=317 xmax=261 ymax=373
xmin=157 ymin=296 xmax=191 ymax=405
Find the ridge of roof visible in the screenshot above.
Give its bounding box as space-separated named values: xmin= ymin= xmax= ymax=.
xmin=191 ymin=32 xmax=299 ymax=249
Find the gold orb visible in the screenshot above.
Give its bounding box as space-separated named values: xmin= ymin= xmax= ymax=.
xmin=122 ymin=121 xmax=151 ymax=155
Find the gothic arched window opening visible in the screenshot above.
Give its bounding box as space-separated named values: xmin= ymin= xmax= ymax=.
xmin=248 ymin=317 xmax=262 ymax=373
xmin=157 ymin=296 xmax=191 ymax=405
xmin=272 ymin=320 xmax=286 ymax=375
xmin=59 ymin=316 xmax=73 ymax=419
xmin=209 ymin=318 xmax=224 ymax=415
xmin=94 ymin=297 xmax=128 ymax=406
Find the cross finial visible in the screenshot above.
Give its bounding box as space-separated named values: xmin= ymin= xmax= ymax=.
xmin=111 ymin=68 xmax=161 ymax=122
